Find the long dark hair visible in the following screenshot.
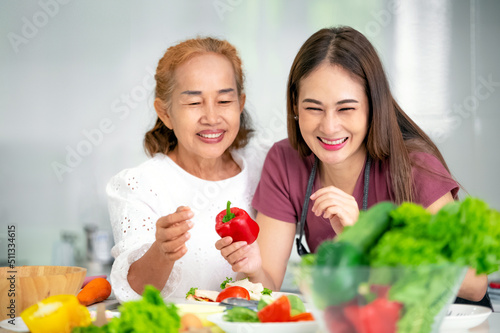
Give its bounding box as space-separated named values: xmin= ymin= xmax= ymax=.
xmin=287 ymin=26 xmax=453 ymax=204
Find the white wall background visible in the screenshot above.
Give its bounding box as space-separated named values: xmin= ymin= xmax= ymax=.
xmin=1 ymin=0 xmax=499 ymax=268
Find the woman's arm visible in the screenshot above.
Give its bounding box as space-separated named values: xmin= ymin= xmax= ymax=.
xmin=216 ymin=211 xmax=296 ymax=291
xmin=128 ymin=206 xmax=194 ymax=295
xmin=128 ymin=241 xmax=175 ymax=294
xmin=427 ymin=192 xmax=489 ymax=302
xmin=249 ymin=212 xmax=297 ymax=290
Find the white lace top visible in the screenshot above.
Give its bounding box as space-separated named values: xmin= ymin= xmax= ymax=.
xmin=106 ymin=140 xmax=269 ymax=303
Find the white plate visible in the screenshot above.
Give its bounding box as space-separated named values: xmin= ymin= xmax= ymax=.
xmin=206 ymin=313 xmax=318 ymax=333
xmin=440 ymin=304 xmax=492 ymax=331
xmin=0 ymin=317 xmax=29 ymax=332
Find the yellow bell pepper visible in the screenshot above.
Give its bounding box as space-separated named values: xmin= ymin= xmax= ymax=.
xmin=20 ymin=294 xmax=91 ymax=333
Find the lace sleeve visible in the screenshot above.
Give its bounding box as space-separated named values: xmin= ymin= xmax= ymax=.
xmin=106 ymin=167 xmax=182 ymax=302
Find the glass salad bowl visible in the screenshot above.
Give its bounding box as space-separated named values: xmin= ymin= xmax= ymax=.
xmin=294 ymin=264 xmax=467 ymax=333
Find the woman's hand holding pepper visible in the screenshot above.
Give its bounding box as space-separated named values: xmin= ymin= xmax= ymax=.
xmin=215 ymin=236 xmax=262 ymax=275
xmin=310 ymin=186 xmax=359 ymax=234
xmin=154 ymin=206 xmax=194 ymax=262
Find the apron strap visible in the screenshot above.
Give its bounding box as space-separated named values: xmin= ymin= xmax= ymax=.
xmin=296 ymin=154 xmax=371 ymax=256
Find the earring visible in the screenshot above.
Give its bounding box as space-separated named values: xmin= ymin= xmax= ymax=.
xmin=294 ymin=115 xmax=298 ymax=121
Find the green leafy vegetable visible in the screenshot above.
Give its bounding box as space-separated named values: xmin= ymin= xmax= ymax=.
xmin=72 ymin=285 xmax=180 ymax=333
xmin=261 ymin=288 xmax=272 ymax=296
xmin=220 ymin=277 xmax=234 ymax=289
xmin=223 ymin=307 xmax=259 ymax=322
xmin=369 ymin=198 xmax=500 ymax=274
xmin=302 ymin=197 xmax=500 ymax=333
xmin=186 ymin=287 xmax=198 ymax=298
xmin=367 ymin=198 xmax=500 ymax=333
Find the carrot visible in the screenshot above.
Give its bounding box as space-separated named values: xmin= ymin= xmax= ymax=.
xmin=289 ymin=312 xmax=315 ymax=322
xmin=77 ymin=277 xmax=112 ymax=306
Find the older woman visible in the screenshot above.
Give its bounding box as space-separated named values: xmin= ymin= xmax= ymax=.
xmin=107 ymin=37 xmax=267 ymax=302
xmin=217 ymin=26 xmax=489 ymax=307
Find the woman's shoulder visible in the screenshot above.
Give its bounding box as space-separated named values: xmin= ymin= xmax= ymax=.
xmin=407 ymin=150 xmax=459 ymax=204
xmin=408 ymin=151 xmax=450 ymax=174
xmin=107 ymin=154 xmax=169 ymax=188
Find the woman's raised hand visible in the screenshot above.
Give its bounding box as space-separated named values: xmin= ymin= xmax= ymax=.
xmin=154 ymin=206 xmax=194 ymax=261
xmin=215 ymin=237 xmax=262 ymax=275
xmin=310 ymin=186 xmax=360 ymax=234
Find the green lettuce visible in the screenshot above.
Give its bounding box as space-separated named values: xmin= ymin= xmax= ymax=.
xmin=369 ymin=197 xmax=500 ymax=274
xmin=73 ymin=285 xmax=180 ymax=333
xmin=367 ymin=198 xmax=500 ymax=333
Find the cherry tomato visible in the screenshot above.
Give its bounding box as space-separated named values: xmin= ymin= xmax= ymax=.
xmin=216 ymin=286 xmax=250 ymax=302
xmin=257 ymin=295 xmax=291 ymax=323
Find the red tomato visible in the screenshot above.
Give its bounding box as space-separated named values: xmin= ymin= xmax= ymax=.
xmin=257 ymin=295 xmax=291 ymax=323
xmin=490 ymin=282 xmax=500 ymax=289
xmin=344 ymin=298 xmax=402 ymax=333
xmin=215 ymin=286 xmax=250 ymax=302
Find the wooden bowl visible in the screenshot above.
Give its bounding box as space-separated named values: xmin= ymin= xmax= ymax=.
xmin=0 ymin=265 xmax=86 ymax=321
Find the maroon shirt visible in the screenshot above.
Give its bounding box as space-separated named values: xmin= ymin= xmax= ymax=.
xmin=252 ymin=139 xmax=459 ymax=253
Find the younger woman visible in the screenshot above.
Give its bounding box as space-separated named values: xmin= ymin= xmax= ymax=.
xmin=216 ymin=26 xmax=489 ymax=306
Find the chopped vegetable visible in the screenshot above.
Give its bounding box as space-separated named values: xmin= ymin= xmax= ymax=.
xmin=257 ymin=295 xmax=274 ymax=311
xmin=185 ymin=287 xmax=198 ymax=299
xmin=77 ymin=278 xmax=112 ymax=307
xmin=287 ymin=294 xmax=306 ymax=316
xmin=257 ymin=295 xmax=291 ymax=323
xmin=215 ymin=286 xmax=250 ymax=302
xmin=490 ymin=282 xmax=500 ymax=289
xmin=289 ymin=312 xmax=315 ymax=322
xmin=21 ymin=295 xmax=91 ymax=333
xmin=261 ymin=287 xmax=272 ymax=296
xmin=220 ymin=277 xmax=234 ymax=289
xmin=215 ymin=201 xmax=260 ymax=244
xmin=223 ymin=307 xmax=259 ymax=322
xmin=343 ymin=296 xmax=402 ymax=333
xmin=226 ymin=294 xmax=312 ymax=324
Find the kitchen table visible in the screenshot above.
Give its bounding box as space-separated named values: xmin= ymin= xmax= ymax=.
xmin=1 ymin=298 xmax=499 ymax=332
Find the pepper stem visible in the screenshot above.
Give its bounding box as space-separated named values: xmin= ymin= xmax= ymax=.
xmin=222 ymin=201 xmax=236 ymax=223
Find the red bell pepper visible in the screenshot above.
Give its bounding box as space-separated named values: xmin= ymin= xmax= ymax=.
xmin=257 ymin=295 xmax=291 ymax=323
xmin=215 ymin=201 xmax=259 ymax=244
xmin=343 ymin=297 xmax=402 ymax=333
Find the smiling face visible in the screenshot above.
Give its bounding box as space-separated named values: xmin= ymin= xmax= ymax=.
xmin=297 ymin=62 xmax=369 ymax=168
xmin=156 ymin=52 xmax=245 ymax=162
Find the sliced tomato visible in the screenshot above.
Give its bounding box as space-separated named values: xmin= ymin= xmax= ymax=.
xmin=489 ymin=282 xmax=500 ymax=289
xmin=215 ymin=286 xmax=250 ymax=302
xmin=289 ymin=312 xmax=315 ymax=322
xmin=257 ymin=295 xmax=291 ymax=323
